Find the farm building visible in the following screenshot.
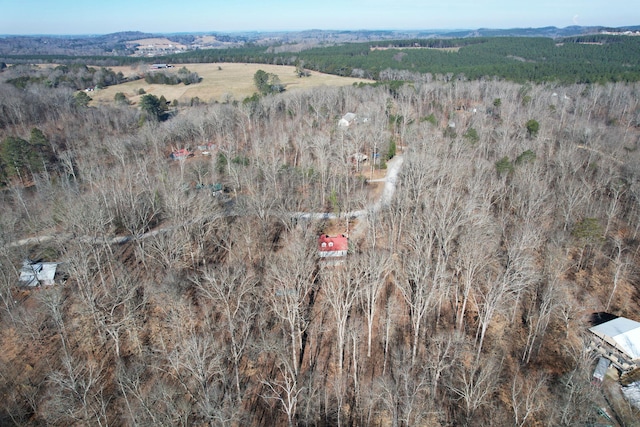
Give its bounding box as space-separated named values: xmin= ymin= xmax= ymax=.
xmin=589 ymin=316 xmax=640 ymax=372
xmin=19 ymin=259 xmax=60 ymax=287
xmin=318 ymin=234 xmax=348 ymax=258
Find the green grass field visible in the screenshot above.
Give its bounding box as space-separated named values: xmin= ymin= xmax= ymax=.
xmin=89 ymin=63 xmax=374 ymax=106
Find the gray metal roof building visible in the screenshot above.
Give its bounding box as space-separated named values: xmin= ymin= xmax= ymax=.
xmin=590 ymin=317 xmax=640 ymax=362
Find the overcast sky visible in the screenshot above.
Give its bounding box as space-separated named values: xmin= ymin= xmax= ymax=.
xmin=0 ymin=0 xmax=637 ymax=35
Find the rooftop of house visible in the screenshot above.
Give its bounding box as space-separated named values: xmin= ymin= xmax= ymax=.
xmin=318 ymin=234 xmax=348 ymax=257
xmin=19 ymin=260 xmax=59 ymax=287
xmin=170 ymin=149 xmax=192 ymax=159
xmin=590 ymin=316 xmax=640 ymax=361
xmin=338 ymin=112 xmax=357 ymax=127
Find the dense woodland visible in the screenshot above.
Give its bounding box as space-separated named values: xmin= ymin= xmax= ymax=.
xmin=167 ymin=35 xmax=640 ymax=84
xmin=2 ymin=59 xmax=640 ymax=426
xmin=4 ymin=34 xmax=640 ymax=85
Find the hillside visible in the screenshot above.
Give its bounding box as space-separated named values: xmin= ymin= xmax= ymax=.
xmin=2 ymin=26 xmax=638 ymax=57
xmin=1 ymin=57 xmax=640 ymax=425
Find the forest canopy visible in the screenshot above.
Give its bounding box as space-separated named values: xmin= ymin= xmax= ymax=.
xmin=3 ymin=35 xmax=640 ymax=84
xmin=161 ymin=35 xmax=640 ymax=84
xmin=2 ymin=30 xmax=640 ymax=425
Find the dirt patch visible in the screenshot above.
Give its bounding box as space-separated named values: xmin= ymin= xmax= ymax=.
xmin=127 ymin=38 xmax=188 ymax=49
xmin=603 ymin=376 xmax=640 ymax=426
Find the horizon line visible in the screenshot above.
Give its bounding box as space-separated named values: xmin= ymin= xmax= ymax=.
xmin=1 ymin=23 xmax=639 ymax=38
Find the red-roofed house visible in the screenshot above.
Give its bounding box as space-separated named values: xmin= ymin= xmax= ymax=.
xmin=318 ymin=234 xmax=348 ymax=258
xmin=170 ymin=149 xmax=192 ymax=160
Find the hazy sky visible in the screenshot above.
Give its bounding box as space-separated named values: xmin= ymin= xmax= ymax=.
xmin=0 ymin=0 xmax=637 ymax=35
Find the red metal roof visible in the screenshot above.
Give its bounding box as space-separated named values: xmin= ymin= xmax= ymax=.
xmin=318 ymin=234 xmax=348 ymax=256
xmin=171 ymin=149 xmax=192 ymax=160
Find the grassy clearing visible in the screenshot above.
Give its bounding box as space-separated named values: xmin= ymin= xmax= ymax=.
xmin=89 ymin=63 xmax=374 ymax=106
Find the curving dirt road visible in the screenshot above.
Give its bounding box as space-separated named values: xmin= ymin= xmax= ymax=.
xmin=5 ymin=155 xmax=404 ymax=249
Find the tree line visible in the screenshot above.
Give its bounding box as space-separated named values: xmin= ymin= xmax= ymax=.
xmin=5 ymin=63 xmax=130 ymax=90
xmin=144 ymin=66 xmax=201 ymax=85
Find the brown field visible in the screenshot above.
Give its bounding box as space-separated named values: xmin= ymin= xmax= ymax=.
xmin=126 ymin=38 xmax=188 ymax=49
xmin=88 ymin=63 xmax=374 ymax=106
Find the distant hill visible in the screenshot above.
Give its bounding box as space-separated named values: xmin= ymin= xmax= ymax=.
xmin=0 ymin=31 xmax=155 ymax=56
xmin=440 ymin=25 xmax=640 ymax=38
xmin=1 ymin=26 xmax=638 ymax=57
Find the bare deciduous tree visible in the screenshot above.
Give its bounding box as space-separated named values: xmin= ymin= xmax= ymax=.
xmin=395 ymin=222 xmax=439 ymax=365
xmin=321 ymin=262 xmax=361 ymax=377
xmin=472 ymin=267 xmax=507 ymax=358
xmin=607 ymin=235 xmax=630 ymax=310
xmin=355 ymin=248 xmax=391 ymax=358
xmin=454 ymin=214 xmax=496 ymax=331
xmin=45 ymin=357 xmax=108 ymax=426
xmin=377 ymin=354 xmax=435 ymax=427
xmin=265 ymin=229 xmax=318 ymax=375
xmin=510 ymin=369 xmax=547 ymax=427
xmin=446 ymin=353 xmax=501 ymax=424
xmin=194 ymin=262 xmax=257 ymax=399
xmin=261 ymin=360 xmax=303 ymax=427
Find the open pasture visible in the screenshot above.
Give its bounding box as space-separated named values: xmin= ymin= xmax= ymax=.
xmin=89 ymin=62 xmax=373 ymax=106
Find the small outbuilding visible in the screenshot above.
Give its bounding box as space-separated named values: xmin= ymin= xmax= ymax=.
xmin=351 ymin=153 xmax=368 ymax=164
xmin=338 ymin=113 xmax=357 ymax=127
xmin=592 ymin=356 xmax=611 ymax=385
xmin=197 ymin=142 xmax=216 ymax=154
xmin=19 ymin=259 xmax=60 ymax=287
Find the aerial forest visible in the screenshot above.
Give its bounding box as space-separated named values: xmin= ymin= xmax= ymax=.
xmin=4 ymin=34 xmax=640 ymax=85
xmin=1 ymin=59 xmax=640 ymax=426
xmin=165 ymin=35 xmax=640 ymax=84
